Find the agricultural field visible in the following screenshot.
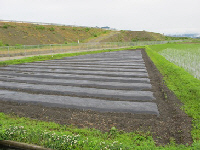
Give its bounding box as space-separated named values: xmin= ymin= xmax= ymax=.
xmin=157 ymin=43 xmax=200 ymax=79
xmin=0 ymin=43 xmax=200 ymax=149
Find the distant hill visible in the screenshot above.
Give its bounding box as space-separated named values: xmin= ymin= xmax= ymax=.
xmin=167 ymin=33 xmax=200 ymax=38
xmin=0 ymin=21 xmax=183 ymax=46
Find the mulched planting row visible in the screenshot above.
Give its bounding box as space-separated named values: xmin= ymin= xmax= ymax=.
xmin=0 ymin=49 xmax=192 ymax=145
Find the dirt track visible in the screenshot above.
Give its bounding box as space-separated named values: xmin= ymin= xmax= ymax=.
xmin=0 ymin=49 xmax=192 ymax=145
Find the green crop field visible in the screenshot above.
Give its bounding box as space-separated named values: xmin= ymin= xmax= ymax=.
xmin=158 ymin=44 xmax=200 ymax=79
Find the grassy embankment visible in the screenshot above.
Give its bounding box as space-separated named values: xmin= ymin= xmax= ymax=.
xmin=0 ymin=21 xmax=188 ymax=46
xmin=0 ymin=21 xmax=110 ymax=46
xmin=1 ymin=43 xmax=200 ymax=149
xmin=100 ymin=30 xmax=190 ymax=42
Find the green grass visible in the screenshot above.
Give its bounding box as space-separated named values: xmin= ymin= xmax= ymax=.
xmin=0 ymin=113 xmax=193 ymax=150
xmin=190 ymin=39 xmax=200 ymax=43
xmin=146 ymin=43 xmax=200 ymax=149
xmin=0 ymin=113 xmax=158 ymax=150
xmin=147 ymin=43 xmax=200 ymax=53
xmin=1 ymin=44 xmax=200 ymax=149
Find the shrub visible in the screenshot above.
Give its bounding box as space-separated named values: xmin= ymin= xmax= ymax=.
xmin=92 ymin=33 xmax=98 ymax=37
xmin=49 ymin=27 xmax=55 ymax=31
xmin=85 ymin=27 xmax=90 ymax=32
xmin=15 ymin=44 xmax=22 ymax=46
xmin=36 ymin=26 xmax=45 ymax=30
xmin=132 ymin=38 xmax=139 ymax=42
xmin=72 ymin=27 xmax=77 ymax=31
xmin=2 ymin=24 xmax=9 ymax=29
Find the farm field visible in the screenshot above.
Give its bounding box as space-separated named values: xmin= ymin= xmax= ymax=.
xmin=0 ymin=43 xmax=200 ymax=149
xmin=0 ymin=46 xmax=195 ymax=149
xmin=0 ymin=50 xmax=158 ymax=115
xmin=158 ymin=44 xmax=200 ymax=79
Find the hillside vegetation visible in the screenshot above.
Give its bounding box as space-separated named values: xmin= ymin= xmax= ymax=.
xmin=0 ymin=22 xmax=109 ymax=46
xmin=0 ymin=21 xmax=185 ymax=46
xmin=100 ymin=30 xmax=165 ymax=42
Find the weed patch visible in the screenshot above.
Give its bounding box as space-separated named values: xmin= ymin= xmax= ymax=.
xmin=49 ymin=27 xmax=55 ymax=31
xmin=0 ymin=113 xmax=158 ymax=149
xmin=36 ymin=26 xmax=45 ymax=30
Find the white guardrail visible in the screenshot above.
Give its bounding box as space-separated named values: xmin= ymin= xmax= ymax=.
xmin=0 ymin=40 xmax=183 ymax=60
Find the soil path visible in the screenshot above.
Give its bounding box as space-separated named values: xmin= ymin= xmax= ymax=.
xmin=88 ymin=31 xmax=120 ymax=43
xmin=0 ymin=49 xmax=192 ymax=145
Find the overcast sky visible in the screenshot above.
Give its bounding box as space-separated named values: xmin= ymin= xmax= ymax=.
xmin=0 ymin=0 xmax=200 ymax=34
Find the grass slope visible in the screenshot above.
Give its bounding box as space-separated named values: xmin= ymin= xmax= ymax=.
xmin=0 ymin=22 xmax=109 ymax=46
xmin=0 ymin=21 xmax=187 ymax=46
xmin=100 ymin=30 xmax=166 ymax=42
xmin=99 ymin=30 xmax=189 ymax=43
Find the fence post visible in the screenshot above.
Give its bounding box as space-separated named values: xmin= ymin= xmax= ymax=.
xmin=50 ymin=44 xmax=52 ymax=54
xmin=7 ymin=46 xmax=10 ymax=60
xmin=24 ymin=45 xmax=26 ymax=57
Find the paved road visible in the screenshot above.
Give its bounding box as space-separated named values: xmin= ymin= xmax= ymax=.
xmin=0 ymin=50 xmax=159 ymax=115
